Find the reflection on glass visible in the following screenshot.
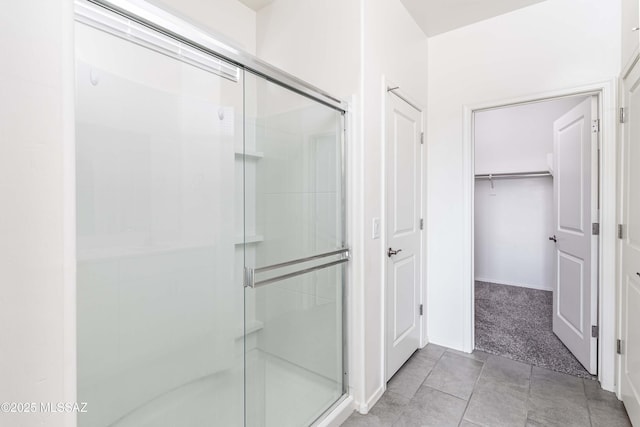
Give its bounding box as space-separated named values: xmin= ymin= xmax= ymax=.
xmin=75 ymin=21 xmax=244 ymax=427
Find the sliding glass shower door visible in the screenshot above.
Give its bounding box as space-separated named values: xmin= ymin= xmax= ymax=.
xmin=75 ymin=20 xmax=245 ymax=427
xmin=75 ymin=4 xmax=347 ymax=426
xmin=243 ymin=74 xmax=347 ymax=427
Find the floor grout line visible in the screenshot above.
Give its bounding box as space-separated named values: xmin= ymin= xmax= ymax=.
xmin=388 ymin=349 xmax=443 ymax=427
xmin=412 ymin=348 xmax=446 ymax=397
xmin=523 ymin=364 xmax=533 ymax=427
xmin=457 ymin=354 xmax=486 ymax=426
xmin=420 ymin=384 xmax=471 ymax=403
xmin=583 ymin=378 xmax=595 ymax=427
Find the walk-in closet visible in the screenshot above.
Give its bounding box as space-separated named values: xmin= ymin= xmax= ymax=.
xmin=474 ymin=95 xmax=599 ymax=379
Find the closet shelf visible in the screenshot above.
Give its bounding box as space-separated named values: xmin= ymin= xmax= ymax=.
xmin=234 ymin=150 xmax=264 ymax=159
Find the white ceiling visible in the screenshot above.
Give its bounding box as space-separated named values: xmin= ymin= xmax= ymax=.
xmin=399 ymin=0 xmax=546 ymax=36
xmin=237 ymin=0 xmax=546 ymax=37
xmin=237 ymin=0 xmax=274 ymax=12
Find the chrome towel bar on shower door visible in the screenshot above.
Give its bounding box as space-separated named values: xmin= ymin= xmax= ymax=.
xmin=244 ymin=248 xmax=350 ymax=288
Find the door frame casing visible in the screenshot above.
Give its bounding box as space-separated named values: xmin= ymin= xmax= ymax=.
xmin=381 ymin=77 xmax=426 ymax=385
xmin=462 ymin=79 xmax=618 ymax=392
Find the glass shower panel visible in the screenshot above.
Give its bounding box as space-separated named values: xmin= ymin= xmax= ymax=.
xmin=244 ymin=73 xmax=346 ymax=427
xmin=75 ymin=21 xmax=244 ymax=427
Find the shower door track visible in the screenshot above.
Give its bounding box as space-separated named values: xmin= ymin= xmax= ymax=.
xmin=77 ymin=0 xmax=348 ymax=113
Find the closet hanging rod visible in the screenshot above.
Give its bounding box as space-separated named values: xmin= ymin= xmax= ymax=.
xmin=474 ymin=171 xmax=552 ymax=179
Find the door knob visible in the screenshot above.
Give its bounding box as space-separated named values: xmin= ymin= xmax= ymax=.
xmin=549 ymin=235 xmax=557 ymax=242
xmin=388 ymin=247 xmax=402 ymax=258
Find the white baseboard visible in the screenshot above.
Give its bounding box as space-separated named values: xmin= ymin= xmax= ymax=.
xmin=358 ymin=384 xmax=385 ymax=414
xmin=316 ymin=395 xmax=355 ymax=427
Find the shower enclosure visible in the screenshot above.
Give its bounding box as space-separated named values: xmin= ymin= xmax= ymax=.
xmin=74 ymin=2 xmax=348 ymax=426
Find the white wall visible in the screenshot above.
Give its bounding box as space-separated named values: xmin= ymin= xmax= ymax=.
xmin=257 ymin=0 xmax=428 ymax=411
xmin=427 ymin=0 xmax=620 ymax=352
xmin=149 ymin=0 xmax=257 ymax=53
xmin=475 ymin=178 xmax=554 ymax=290
xmin=0 ymin=1 xmax=75 ymax=426
xmin=475 ymin=98 xmax=585 ymax=175
xmin=474 ymin=97 xmax=585 ymax=291
xmin=256 ymin=0 xmax=361 ymax=98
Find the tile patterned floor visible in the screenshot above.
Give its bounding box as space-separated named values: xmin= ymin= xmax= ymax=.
xmin=341 ymin=344 xmax=631 ymax=427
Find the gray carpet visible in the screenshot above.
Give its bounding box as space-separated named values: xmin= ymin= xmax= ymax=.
xmin=475 ymin=281 xmax=595 ymax=379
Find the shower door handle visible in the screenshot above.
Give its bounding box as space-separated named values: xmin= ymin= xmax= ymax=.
xmin=244 ymin=267 xmax=255 ymax=288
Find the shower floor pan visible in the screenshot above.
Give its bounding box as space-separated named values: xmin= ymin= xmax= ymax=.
xmin=103 ymin=350 xmax=341 ymax=427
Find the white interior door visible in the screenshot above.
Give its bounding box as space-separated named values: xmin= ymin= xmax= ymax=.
xmin=551 ymin=96 xmax=598 ymax=374
xmin=620 ymin=60 xmax=640 ymax=425
xmin=385 ymin=92 xmax=422 ymax=380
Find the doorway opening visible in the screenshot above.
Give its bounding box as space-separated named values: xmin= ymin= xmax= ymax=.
xmin=472 ymin=94 xmax=600 ymax=379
